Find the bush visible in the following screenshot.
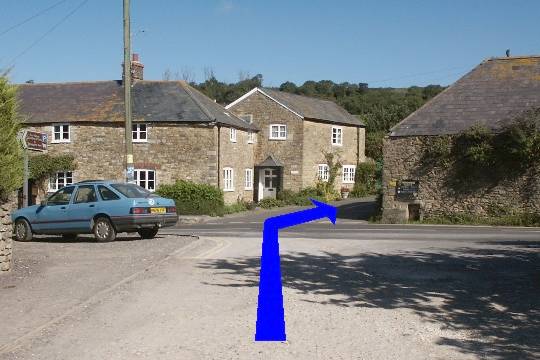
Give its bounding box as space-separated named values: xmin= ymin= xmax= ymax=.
xmin=0 ymin=77 xmax=23 ymax=200
xmin=156 ymin=180 xmax=224 ymax=216
xmin=258 ymin=198 xmax=285 ymax=209
xmin=223 ymin=200 xmax=255 ymax=215
xmin=277 ymin=187 xmax=324 ymax=206
xmin=351 ymin=161 xmax=378 ymax=197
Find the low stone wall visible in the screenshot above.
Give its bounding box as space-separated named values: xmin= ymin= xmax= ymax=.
xmin=382 ymin=136 xmax=540 ymax=223
xmin=0 ymin=197 xmax=15 ymax=272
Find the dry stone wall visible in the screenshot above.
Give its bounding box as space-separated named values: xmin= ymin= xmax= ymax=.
xmin=0 ymin=197 xmax=16 ymax=272
xmin=382 ymin=136 xmax=540 ymax=223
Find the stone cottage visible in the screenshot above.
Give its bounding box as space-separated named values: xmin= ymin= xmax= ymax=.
xmin=226 ymin=87 xmax=365 ymax=201
xmin=382 ymin=55 xmax=540 ymax=223
xmin=18 ymin=58 xmax=258 ymax=205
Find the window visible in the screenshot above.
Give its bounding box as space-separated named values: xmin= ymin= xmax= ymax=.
xmin=247 ymin=131 xmax=255 ymax=144
xmin=332 ymin=126 xmax=343 ymax=146
xmin=240 ymin=114 xmax=253 ymax=123
xmin=230 ymin=128 xmax=237 ymax=143
xmin=74 ymin=185 xmax=97 ymax=204
xmin=52 ymin=124 xmax=70 ymax=143
xmin=342 ymin=165 xmax=356 ymax=183
xmin=245 ymin=168 xmax=253 ymax=190
xmin=47 ymin=186 xmax=75 ymax=206
xmin=318 ymin=164 xmax=329 ymax=182
xmin=223 ymin=167 xmax=234 ymax=191
xmin=111 ymin=183 xmax=154 ymax=198
xmin=134 ymin=169 xmax=156 ymax=191
xmin=269 ymin=124 xmax=287 ymax=140
xmin=49 ymin=171 xmax=73 ymax=192
xmin=98 ymin=185 xmax=120 ymax=201
xmin=132 ymin=124 xmax=148 ymax=143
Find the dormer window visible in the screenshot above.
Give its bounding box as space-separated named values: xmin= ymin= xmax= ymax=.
xmin=52 ymin=124 xmax=70 ymax=143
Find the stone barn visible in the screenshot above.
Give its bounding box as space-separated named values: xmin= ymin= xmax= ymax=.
xmin=382 ymin=55 xmax=540 ymax=223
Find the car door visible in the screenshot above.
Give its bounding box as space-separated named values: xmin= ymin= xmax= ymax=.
xmin=34 ymin=186 xmax=75 ymax=233
xmin=66 ymin=185 xmax=99 ymax=232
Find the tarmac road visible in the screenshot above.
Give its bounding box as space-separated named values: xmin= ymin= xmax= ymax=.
xmin=0 ymin=201 xmax=538 ymax=359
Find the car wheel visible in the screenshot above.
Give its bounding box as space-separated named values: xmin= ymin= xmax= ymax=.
xmin=93 ymin=217 xmax=116 ymax=242
xmin=14 ymin=219 xmax=33 ymax=242
xmin=137 ymin=227 xmax=159 ymax=239
xmin=62 ymin=234 xmax=78 ymax=241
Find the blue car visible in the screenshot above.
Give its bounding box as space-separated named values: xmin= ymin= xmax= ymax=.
xmin=11 ymin=180 xmax=178 ymax=242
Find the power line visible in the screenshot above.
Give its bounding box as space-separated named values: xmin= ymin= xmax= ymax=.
xmin=4 ymin=0 xmax=89 ymax=69
xmin=0 ymin=0 xmax=69 ymax=38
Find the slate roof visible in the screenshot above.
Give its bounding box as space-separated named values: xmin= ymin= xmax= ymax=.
xmin=260 ymin=88 xmax=364 ymax=126
xmin=390 ymin=56 xmax=540 ymax=137
xmin=17 ymin=80 xmax=258 ymax=131
xmin=257 ymin=155 xmax=283 ymax=167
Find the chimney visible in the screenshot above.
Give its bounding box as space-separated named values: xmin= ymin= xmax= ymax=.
xmin=131 ymin=53 xmax=144 ymax=80
xmin=123 ymin=53 xmax=144 ymax=82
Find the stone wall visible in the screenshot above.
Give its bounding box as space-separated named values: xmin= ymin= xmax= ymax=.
xmin=25 ymin=122 xmax=218 ymax=198
xmin=302 ymin=120 xmax=364 ymax=190
xmin=228 ymin=91 xmax=305 ymax=191
xmin=0 ymin=197 xmax=16 ymax=272
xmin=218 ymin=126 xmax=256 ymax=204
xmin=382 ymin=136 xmax=540 ymax=223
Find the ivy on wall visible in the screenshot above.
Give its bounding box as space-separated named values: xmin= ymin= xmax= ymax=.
xmin=420 ymin=109 xmax=540 ymax=190
xmin=29 ymin=154 xmax=76 ymax=182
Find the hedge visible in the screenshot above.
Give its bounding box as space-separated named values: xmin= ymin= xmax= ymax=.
xmin=156 ymin=180 xmax=224 ymax=216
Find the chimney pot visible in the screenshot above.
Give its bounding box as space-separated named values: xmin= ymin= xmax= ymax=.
xmin=132 ymin=53 xmax=140 ymax=62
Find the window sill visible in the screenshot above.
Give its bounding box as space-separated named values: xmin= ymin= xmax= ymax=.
xmin=342 ymin=181 xmax=355 ymax=184
xmin=133 ymin=140 xmax=148 ymax=143
xmin=332 ymin=143 xmax=343 ymax=146
xmin=247 ymin=141 xmax=254 ymax=144
xmin=244 ymin=188 xmax=253 ymax=191
xmin=269 ymin=138 xmax=287 ymax=141
xmin=51 ymin=140 xmax=71 ymax=144
xmin=223 ymin=189 xmax=235 ymax=192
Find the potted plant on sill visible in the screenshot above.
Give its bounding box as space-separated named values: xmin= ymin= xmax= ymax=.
xmin=340 ymin=187 xmax=350 ymax=199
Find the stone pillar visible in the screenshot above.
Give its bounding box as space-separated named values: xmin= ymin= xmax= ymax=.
xmin=0 ymin=196 xmax=15 ymax=272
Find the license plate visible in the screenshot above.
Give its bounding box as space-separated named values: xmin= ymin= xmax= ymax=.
xmin=150 ymin=207 xmax=166 ymax=214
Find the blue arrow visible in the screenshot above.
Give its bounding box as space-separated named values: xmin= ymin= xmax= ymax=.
xmin=255 ymin=198 xmax=337 ymax=342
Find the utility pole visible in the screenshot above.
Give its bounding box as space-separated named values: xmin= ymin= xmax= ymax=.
xmin=123 ymin=0 xmax=134 ymax=183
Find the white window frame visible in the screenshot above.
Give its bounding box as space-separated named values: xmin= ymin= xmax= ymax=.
xmin=269 ymin=124 xmax=287 ymax=140
xmin=223 ymin=167 xmax=234 ymax=192
xmin=132 ymin=123 xmax=148 ymax=143
xmin=230 ymin=128 xmax=237 ymax=143
xmin=134 ymin=169 xmax=156 ymax=191
xmin=48 ymin=171 xmax=74 ymax=192
xmin=332 ymin=126 xmax=343 ymax=146
xmin=247 ymin=131 xmax=255 ymax=144
xmin=51 ymin=124 xmax=70 ymax=143
xmin=240 ymin=114 xmax=253 ymax=123
xmin=318 ymin=164 xmax=329 ymax=182
xmin=244 ymin=168 xmax=254 ymax=190
xmin=342 ymin=165 xmax=356 ymax=184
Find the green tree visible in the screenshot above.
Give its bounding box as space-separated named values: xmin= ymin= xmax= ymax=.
xmin=0 ymin=76 xmax=23 ymax=200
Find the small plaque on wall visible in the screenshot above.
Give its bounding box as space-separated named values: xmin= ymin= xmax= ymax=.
xmin=396 ymin=180 xmax=419 ymax=199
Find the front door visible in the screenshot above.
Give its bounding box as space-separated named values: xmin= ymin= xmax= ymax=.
xmin=262 ymin=168 xmax=278 ymax=199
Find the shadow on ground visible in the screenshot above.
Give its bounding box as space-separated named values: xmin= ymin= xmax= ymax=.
xmin=335 ymin=198 xmax=377 ymax=220
xmin=199 ymin=241 xmax=540 ymax=359
xmin=17 ymin=234 xmax=158 ymax=243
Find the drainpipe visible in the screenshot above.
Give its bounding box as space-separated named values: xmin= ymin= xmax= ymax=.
xmin=356 ymin=126 xmax=360 ymax=164
xmin=217 ymin=124 xmax=221 ymax=188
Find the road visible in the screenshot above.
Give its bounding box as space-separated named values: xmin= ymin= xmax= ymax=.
xmin=0 ymin=200 xmax=539 ymax=359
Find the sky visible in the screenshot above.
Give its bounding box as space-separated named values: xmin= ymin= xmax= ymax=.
xmin=1 ymin=0 xmax=539 ymax=88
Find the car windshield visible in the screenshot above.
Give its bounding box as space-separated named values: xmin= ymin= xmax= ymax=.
xmin=110 ymin=183 xmax=156 ymax=198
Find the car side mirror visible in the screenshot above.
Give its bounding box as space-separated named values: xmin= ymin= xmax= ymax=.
xmin=40 ymin=200 xmax=47 ymax=207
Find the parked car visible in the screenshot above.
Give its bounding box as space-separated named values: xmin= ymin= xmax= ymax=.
xmin=11 ymin=180 xmax=178 ymax=242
